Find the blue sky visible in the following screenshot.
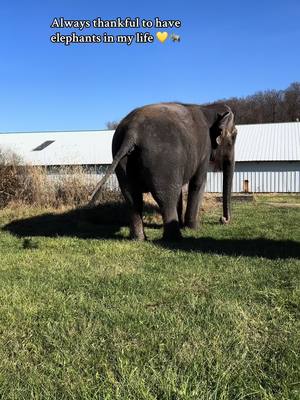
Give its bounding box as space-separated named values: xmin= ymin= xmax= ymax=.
xmin=1 ymin=0 xmax=299 ymax=132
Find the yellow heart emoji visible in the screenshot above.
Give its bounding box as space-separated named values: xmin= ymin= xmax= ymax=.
xmin=156 ymin=32 xmax=168 ymax=43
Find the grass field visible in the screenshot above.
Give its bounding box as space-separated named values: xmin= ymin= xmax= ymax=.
xmin=0 ymin=196 xmax=299 ymax=399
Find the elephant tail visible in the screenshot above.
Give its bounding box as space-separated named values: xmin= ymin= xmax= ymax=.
xmin=88 ymin=136 xmax=135 ymax=206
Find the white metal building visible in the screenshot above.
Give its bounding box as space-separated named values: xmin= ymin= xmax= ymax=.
xmin=0 ymin=122 xmax=299 ymax=193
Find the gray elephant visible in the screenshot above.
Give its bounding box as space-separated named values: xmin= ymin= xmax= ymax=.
xmin=89 ymin=102 xmax=237 ymax=240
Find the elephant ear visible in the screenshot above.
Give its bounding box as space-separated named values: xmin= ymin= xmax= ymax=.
xmin=211 ymin=110 xmax=234 ymax=148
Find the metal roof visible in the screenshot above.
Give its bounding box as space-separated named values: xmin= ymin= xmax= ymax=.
xmin=0 ymin=122 xmax=299 ymax=165
xmin=236 ymin=122 xmax=300 ymax=161
xmin=0 ymin=130 xmax=114 ymax=166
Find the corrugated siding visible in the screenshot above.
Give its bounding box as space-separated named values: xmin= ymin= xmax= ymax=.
xmin=206 ymin=162 xmax=300 ymax=193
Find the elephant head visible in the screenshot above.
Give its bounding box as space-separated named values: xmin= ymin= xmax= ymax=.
xmin=209 ymin=106 xmax=237 ymax=224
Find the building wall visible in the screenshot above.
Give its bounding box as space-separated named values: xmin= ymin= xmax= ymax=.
xmin=206 ymin=162 xmax=300 ymax=193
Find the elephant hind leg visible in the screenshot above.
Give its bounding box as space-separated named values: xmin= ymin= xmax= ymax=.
xmin=116 ymin=163 xmax=145 ymax=241
xmin=127 ymin=190 xmax=145 ymax=240
xmin=152 ymin=189 xmax=182 ymax=241
xmin=119 ymin=184 xmax=145 ymax=241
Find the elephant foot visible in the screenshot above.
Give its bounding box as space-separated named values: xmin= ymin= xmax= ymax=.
xmin=219 ymin=216 xmax=230 ymax=225
xmin=130 ymin=233 xmax=146 ymax=241
xmin=130 ymin=225 xmax=146 ymax=240
xmin=184 ymin=220 xmax=198 ymax=230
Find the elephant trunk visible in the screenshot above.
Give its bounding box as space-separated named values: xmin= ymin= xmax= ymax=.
xmin=220 ymin=158 xmax=234 ymax=224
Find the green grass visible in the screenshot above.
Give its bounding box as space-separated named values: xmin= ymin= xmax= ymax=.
xmin=0 ymin=198 xmax=299 ymax=399
xmin=255 ymin=194 xmax=300 ymax=204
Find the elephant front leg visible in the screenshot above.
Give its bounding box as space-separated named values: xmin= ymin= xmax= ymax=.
xmin=184 ymin=172 xmax=207 ymax=229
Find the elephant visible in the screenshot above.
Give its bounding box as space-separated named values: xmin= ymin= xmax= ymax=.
xmin=89 ymin=102 xmax=237 ymax=240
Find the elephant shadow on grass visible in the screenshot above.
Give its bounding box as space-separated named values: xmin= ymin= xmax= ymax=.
xmin=3 ymin=199 xmax=299 ymax=260
xmin=3 ymin=198 xmax=161 ymax=241
xmin=155 ymin=235 xmax=300 ymax=260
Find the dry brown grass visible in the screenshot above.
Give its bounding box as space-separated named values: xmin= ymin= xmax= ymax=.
xmin=49 ymin=166 xmax=94 ymax=207
xmin=0 ymin=149 xmax=100 ymax=209
xmin=0 ymin=149 xmax=37 ymax=207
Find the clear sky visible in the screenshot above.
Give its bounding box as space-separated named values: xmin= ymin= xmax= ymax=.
xmin=1 ymin=0 xmax=299 ymax=132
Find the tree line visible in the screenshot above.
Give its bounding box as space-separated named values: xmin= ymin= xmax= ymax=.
xmin=106 ymin=82 xmax=300 ymax=128
xmin=209 ymin=82 xmax=300 ymax=125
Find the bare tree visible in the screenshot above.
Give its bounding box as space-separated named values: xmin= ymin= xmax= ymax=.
xmin=284 ymin=82 xmax=300 ymax=122
xmin=106 ymin=121 xmax=119 ymax=130
xmin=207 ymin=82 xmax=300 ymax=124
